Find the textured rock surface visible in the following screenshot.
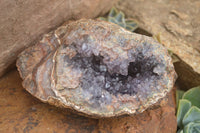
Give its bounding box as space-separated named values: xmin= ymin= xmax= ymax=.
xmin=0 ymin=70 xmax=177 ymax=133
xmin=116 ymin=0 xmax=200 ymax=90
xmin=0 ymin=0 xmax=117 ymax=77
xmin=16 ymin=19 xmax=176 ymax=117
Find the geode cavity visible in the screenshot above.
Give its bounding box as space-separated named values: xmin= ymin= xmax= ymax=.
xmin=16 ymin=19 xmax=177 ymax=117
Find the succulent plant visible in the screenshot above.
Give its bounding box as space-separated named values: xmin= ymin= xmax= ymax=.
xmin=176 ymin=86 xmax=200 ymax=133
xmin=98 ymin=7 xmax=138 ymax=32
xmin=17 ymin=19 xmax=176 ymax=117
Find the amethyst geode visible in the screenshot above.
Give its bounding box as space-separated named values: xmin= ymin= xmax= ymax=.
xmin=16 ymin=19 xmax=177 ymax=117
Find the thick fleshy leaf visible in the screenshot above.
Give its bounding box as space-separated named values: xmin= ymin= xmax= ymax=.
xmin=182 ymin=86 xmax=200 ymax=108
xmin=98 ymin=17 xmax=107 ymax=21
xmin=153 ymin=33 xmax=162 ymax=44
xmin=108 ymin=17 xmax=118 ymax=24
xmin=108 ymin=7 xmax=118 ymax=17
xmin=117 ymin=22 xmax=126 ymax=28
xmin=125 ymin=19 xmax=138 ymax=32
xmin=126 ymin=25 xmax=137 ymax=32
xmin=176 ymin=90 xmax=185 ymax=108
xmin=114 ymin=11 xmax=125 ymax=23
xmin=125 ymin=19 xmax=138 ymax=27
xmin=183 ymin=122 xmax=200 ymax=133
xmin=182 ymin=106 xmax=200 ymax=126
xmin=177 ymin=99 xmax=191 ymax=128
xmin=99 ymin=7 xmax=138 ymax=32
xmin=177 ymin=129 xmax=183 ymax=133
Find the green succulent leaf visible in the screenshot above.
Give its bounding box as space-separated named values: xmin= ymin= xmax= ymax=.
xmin=108 ymin=7 xmax=118 ymax=17
xmin=167 ymin=49 xmax=180 ymax=63
xmin=99 ymin=7 xmax=138 ymax=32
xmin=125 ymin=25 xmax=137 ymax=32
xmin=182 ymin=86 xmax=200 ymax=108
xmin=108 ymin=17 xmax=118 ymax=24
xmin=182 ymin=106 xmax=200 ymax=126
xmin=168 ymin=49 xmax=174 ymax=56
xmin=125 ymin=19 xmax=138 ymax=32
xmin=125 ymin=19 xmax=138 ymax=27
xmin=117 ymin=22 xmax=126 ymax=28
xmin=114 ymin=11 xmax=125 ymax=23
xmin=98 ymin=17 xmax=107 ymax=21
xmin=177 ymin=99 xmax=192 ymax=128
xmin=177 ymin=129 xmax=183 ymax=133
xmin=107 ymin=17 xmax=126 ymax=28
xmin=183 ymin=122 xmax=200 ymax=133
xmin=176 ymin=90 xmax=185 ymax=108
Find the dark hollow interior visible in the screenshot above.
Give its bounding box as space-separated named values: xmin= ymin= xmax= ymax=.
xmin=67 ymin=52 xmax=160 ymax=98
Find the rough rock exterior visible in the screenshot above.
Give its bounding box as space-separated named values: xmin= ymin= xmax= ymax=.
xmin=116 ymin=0 xmax=200 ymax=89
xmin=0 ymin=0 xmax=117 ymax=77
xmin=0 ymin=70 xmax=177 ymax=133
xmin=16 ymin=19 xmax=177 ymax=117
